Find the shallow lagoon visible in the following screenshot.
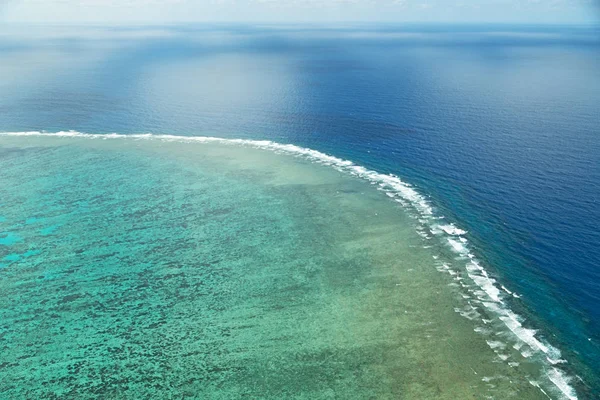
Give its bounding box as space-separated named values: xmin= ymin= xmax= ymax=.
xmin=0 ymin=134 xmax=571 ymax=398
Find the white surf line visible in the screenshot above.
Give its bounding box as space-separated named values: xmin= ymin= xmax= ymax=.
xmin=0 ymin=130 xmax=579 ymax=399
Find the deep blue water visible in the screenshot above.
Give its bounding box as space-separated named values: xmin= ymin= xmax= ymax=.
xmin=1 ymin=24 xmax=599 ymax=394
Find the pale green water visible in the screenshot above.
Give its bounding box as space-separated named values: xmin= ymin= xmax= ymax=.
xmin=0 ymin=135 xmax=550 ymax=399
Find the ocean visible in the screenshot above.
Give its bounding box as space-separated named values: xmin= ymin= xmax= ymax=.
xmin=0 ymin=24 xmax=599 ymax=399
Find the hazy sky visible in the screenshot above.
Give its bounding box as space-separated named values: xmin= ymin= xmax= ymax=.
xmin=0 ymin=0 xmax=597 ymax=24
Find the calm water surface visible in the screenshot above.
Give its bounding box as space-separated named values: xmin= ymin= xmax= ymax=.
xmin=0 ymin=24 xmax=599 ymax=398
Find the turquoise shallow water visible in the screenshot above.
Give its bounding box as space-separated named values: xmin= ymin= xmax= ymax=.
xmin=0 ymin=133 xmax=579 ymax=399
